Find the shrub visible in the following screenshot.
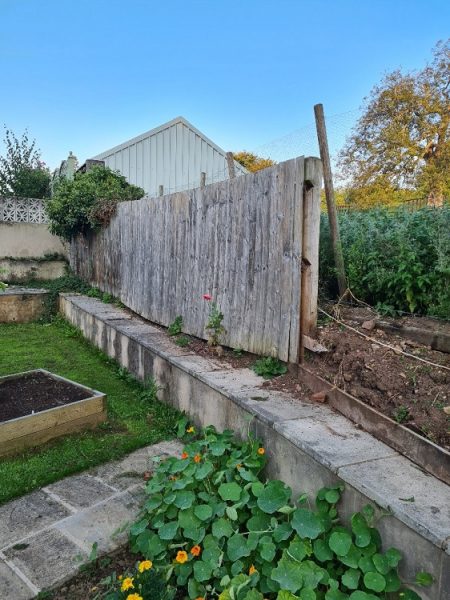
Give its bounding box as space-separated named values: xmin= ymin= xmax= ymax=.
xmin=252 ymin=357 xmax=288 ymax=379
xmin=109 ymin=425 xmax=431 ymax=600
xmin=319 ymin=205 xmax=450 ymax=317
xmin=46 ymin=166 xmax=144 ymax=240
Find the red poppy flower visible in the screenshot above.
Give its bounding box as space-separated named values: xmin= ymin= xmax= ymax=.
xmin=203 ymin=294 xmax=212 ymax=301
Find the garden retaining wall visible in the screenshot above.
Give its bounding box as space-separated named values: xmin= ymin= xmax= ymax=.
xmin=59 ymin=293 xmax=450 ymax=600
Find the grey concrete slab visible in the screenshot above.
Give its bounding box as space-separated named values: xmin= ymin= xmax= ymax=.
xmin=170 ymin=353 xmax=226 ymax=375
xmin=45 ymin=474 xmax=116 ymax=509
xmin=3 ymin=528 xmax=87 ymax=590
xmin=274 ymin=414 xmax=398 ymax=472
xmin=55 ymin=491 xmax=141 ymax=553
xmin=339 ymin=455 xmax=450 ymax=548
xmin=0 ymin=559 xmax=35 ymax=599
xmin=0 ymin=490 xmax=70 ymax=550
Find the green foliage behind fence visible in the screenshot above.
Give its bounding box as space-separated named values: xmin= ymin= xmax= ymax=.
xmin=319 ymin=206 xmax=450 ymax=318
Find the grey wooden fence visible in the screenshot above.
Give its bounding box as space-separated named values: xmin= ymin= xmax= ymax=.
xmin=70 ymin=156 xmax=322 ymax=363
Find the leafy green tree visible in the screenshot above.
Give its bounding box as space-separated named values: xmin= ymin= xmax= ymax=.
xmin=233 ymin=151 xmax=275 ymax=172
xmin=339 ymin=40 xmax=450 ymax=206
xmin=0 ymin=128 xmax=51 ymax=198
xmin=46 ymin=165 xmax=145 ymax=240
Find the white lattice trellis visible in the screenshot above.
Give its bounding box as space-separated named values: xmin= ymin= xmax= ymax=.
xmin=0 ymin=196 xmax=49 ymax=224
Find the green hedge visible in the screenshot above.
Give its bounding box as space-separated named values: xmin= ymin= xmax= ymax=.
xmin=319 ymin=206 xmax=450 ymax=318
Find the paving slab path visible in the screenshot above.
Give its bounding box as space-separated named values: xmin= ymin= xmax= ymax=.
xmin=0 ymin=439 xmax=183 ymax=598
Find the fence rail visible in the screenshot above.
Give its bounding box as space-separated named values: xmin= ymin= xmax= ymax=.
xmin=0 ymin=196 xmax=49 ymax=224
xmin=70 ymin=157 xmax=322 ymax=363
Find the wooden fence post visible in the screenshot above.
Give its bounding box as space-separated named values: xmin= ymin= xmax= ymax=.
xmin=159 ymin=185 xmax=164 ymax=197
xmin=226 ymin=152 xmax=236 ymax=179
xmin=299 ymin=157 xmax=323 ymax=363
xmin=314 ymin=103 xmax=347 ymax=297
xmin=200 ymin=172 xmax=206 ymax=188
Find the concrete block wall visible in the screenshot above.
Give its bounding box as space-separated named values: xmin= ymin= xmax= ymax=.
xmin=59 ymin=294 xmax=450 ymax=600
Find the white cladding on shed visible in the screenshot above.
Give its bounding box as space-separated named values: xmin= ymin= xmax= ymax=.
xmin=91 ymin=116 xmax=247 ymax=197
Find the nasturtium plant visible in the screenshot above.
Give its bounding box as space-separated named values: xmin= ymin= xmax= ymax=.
xmin=104 ymin=423 xmax=432 ymax=600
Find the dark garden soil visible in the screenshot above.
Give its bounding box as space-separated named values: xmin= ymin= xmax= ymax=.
xmin=46 ymin=546 xmax=140 ymax=600
xmin=0 ymin=371 xmax=91 ymax=423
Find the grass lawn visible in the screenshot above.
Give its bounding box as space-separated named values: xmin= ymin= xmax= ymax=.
xmin=0 ymin=317 xmax=180 ymax=505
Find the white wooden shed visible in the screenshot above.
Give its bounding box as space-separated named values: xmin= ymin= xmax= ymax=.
xmin=91 ymin=116 xmax=247 ymax=197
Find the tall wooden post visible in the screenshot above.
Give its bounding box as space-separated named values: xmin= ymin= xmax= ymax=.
xmin=226 ymin=152 xmax=236 ymax=179
xmin=314 ymin=103 xmax=347 ymax=296
xmin=159 ymin=185 xmax=164 ymax=197
xmin=200 ymin=172 xmax=206 ymax=188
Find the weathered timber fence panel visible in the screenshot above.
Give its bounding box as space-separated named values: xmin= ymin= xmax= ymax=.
xmin=70 ymin=157 xmax=322 ymax=362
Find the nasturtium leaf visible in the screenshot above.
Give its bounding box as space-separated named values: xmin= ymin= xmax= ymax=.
xmin=195 ymin=461 xmax=214 ymax=480
xmin=194 ymin=504 xmax=213 ymax=520
xmin=288 ymin=539 xmax=309 ymax=562
xmin=257 ymin=480 xmax=292 ymax=514
xmin=415 ymin=572 xmax=433 ymax=587
xmin=188 ymin=577 xmax=204 ymax=600
xmin=178 ymin=508 xmax=200 ymax=529
xmin=183 ymin=526 xmax=205 ymax=542
xmin=358 ymin=556 xmax=375 ymax=574
xmin=247 ymin=512 xmax=271 ymax=531
xmin=219 ymin=482 xmax=242 ymax=502
xmin=329 ymin=531 xmax=352 ymax=556
xmin=163 ymin=491 xmax=177 ymax=505
xmin=348 ymin=592 xmax=377 ymax=600
xmin=144 ymin=493 xmax=163 ymax=511
xmin=292 ymin=509 xmax=324 ymax=540
xmin=300 ymin=589 xmax=317 ymax=600
xmin=372 ymin=553 xmax=389 ymax=575
xmin=209 ymin=441 xmax=227 ymax=456
xmin=325 ymin=489 xmax=340 ymax=504
xmin=239 ymin=468 xmax=257 ymax=482
xmin=174 ymin=490 xmax=195 ymax=509
xmin=341 ymin=568 xmax=361 ymax=590
xmin=193 ymin=560 xmax=213 ymax=582
xmin=251 ymin=481 xmax=265 ymax=497
xmin=226 ymin=506 xmax=238 ymax=520
xmin=260 ymin=540 xmax=276 ymax=562
xmin=385 ymin=547 xmax=402 ymax=568
xmin=277 ymin=591 xmax=299 ymax=600
xmin=212 ymin=517 xmax=233 ymax=539
xmin=325 ymin=590 xmax=349 ymax=600
xmin=362 ymin=505 xmax=375 ymax=523
xmin=363 ymin=571 xmax=386 ymax=592
xmin=145 ymin=531 xmax=166 ymax=558
xmin=351 ymin=514 xmax=371 ymax=548
xmin=298 ymin=561 xmax=325 ymax=589
xmin=227 ymin=534 xmax=251 ymax=561
xmin=231 ymin=560 xmax=244 ymax=576
xmin=384 ymin=569 xmax=401 ymax=592
xmin=313 ymin=539 xmax=333 ymax=562
xmin=158 ymin=521 xmax=178 ymax=540
xmin=340 ymin=544 xmax=361 ymax=569
xmin=271 ymin=556 xmax=304 ymax=593
xmin=130 ymin=519 xmax=148 ymax=536
xmin=244 ymin=590 xmax=264 ymax=600
xmin=273 ymin=522 xmax=294 ymax=542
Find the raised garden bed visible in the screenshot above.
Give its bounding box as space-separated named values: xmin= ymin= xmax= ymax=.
xmin=0 ymin=369 xmax=106 ymax=457
xmin=0 ymin=287 xmax=48 ymax=323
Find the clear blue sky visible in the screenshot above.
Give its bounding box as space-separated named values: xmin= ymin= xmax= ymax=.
xmin=0 ymin=0 xmax=448 ymax=169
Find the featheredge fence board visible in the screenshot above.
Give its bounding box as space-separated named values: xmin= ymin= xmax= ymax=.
xmin=70 ymin=157 xmax=322 ymax=362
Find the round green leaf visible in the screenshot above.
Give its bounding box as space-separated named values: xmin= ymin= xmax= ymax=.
xmin=212 ymin=517 xmax=233 ymax=539
xmin=194 ymin=504 xmax=213 ymax=520
xmin=329 ymin=531 xmax=352 ymax=556
xmin=385 ymin=547 xmax=402 ymax=568
xmin=363 ymin=571 xmax=386 ymax=592
xmin=193 ymin=560 xmax=213 ymax=582
xmin=341 ymin=568 xmax=361 ymax=590
xmin=257 ymin=480 xmax=292 ymax=514
xmin=292 ymin=509 xmax=324 ymax=540
xmin=349 ymin=593 xmax=378 ymax=600
xmin=195 ymin=461 xmax=214 ymax=480
xmin=227 ymin=534 xmax=251 ymax=561
xmin=158 ymin=521 xmax=178 ymax=540
xmin=248 ymin=512 xmax=271 ymax=531
xmin=384 ymin=569 xmax=401 ymax=592
xmin=372 ymin=553 xmax=389 ymax=575
xmin=313 ymin=539 xmax=333 ymax=563
xmin=301 ymin=589 xmax=317 ymax=600
xmin=226 ymin=506 xmax=238 ymax=521
xmin=174 ymin=490 xmax=195 ymax=509
xmin=219 ymin=482 xmax=242 ymax=502
xmin=272 ymin=556 xmax=304 ymax=593
xmin=324 ymin=489 xmax=340 ymax=504
xmin=260 ymin=541 xmax=276 ymax=562
xmin=325 ymin=590 xmax=349 ymax=600
xmin=397 ymin=589 xmax=421 ymax=600
xmin=273 ymin=522 xmax=294 ymax=542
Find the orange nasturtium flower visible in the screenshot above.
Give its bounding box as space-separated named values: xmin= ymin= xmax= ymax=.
xmin=121 ymin=577 xmax=134 ymax=591
xmin=176 ymin=550 xmax=189 ymax=564
xmin=191 ymin=545 xmax=202 ymax=557
xmin=257 ymin=447 xmax=265 ymax=455
xmin=127 ymin=594 xmax=143 ymax=600
xmin=138 ymin=560 xmax=153 ymax=573
xmin=187 ymin=426 xmax=195 ymax=433
xmin=195 ymin=597 xmax=204 ymax=600
xmin=236 ymin=463 xmax=242 ymax=469
xmin=249 ymin=564 xmax=257 ymax=575
xmin=194 ymin=454 xmax=201 ymax=463
xmin=181 ymin=452 xmax=189 ymax=459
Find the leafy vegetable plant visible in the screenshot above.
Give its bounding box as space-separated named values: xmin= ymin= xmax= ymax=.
xmin=252 ymin=357 xmax=288 ymax=379
xmin=168 ymin=316 xmax=183 ymax=337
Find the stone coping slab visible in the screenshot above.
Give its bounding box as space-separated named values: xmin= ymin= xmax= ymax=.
xmin=0 ymin=440 xmax=182 ymax=597
xmin=58 ymin=294 xmax=450 ymax=599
